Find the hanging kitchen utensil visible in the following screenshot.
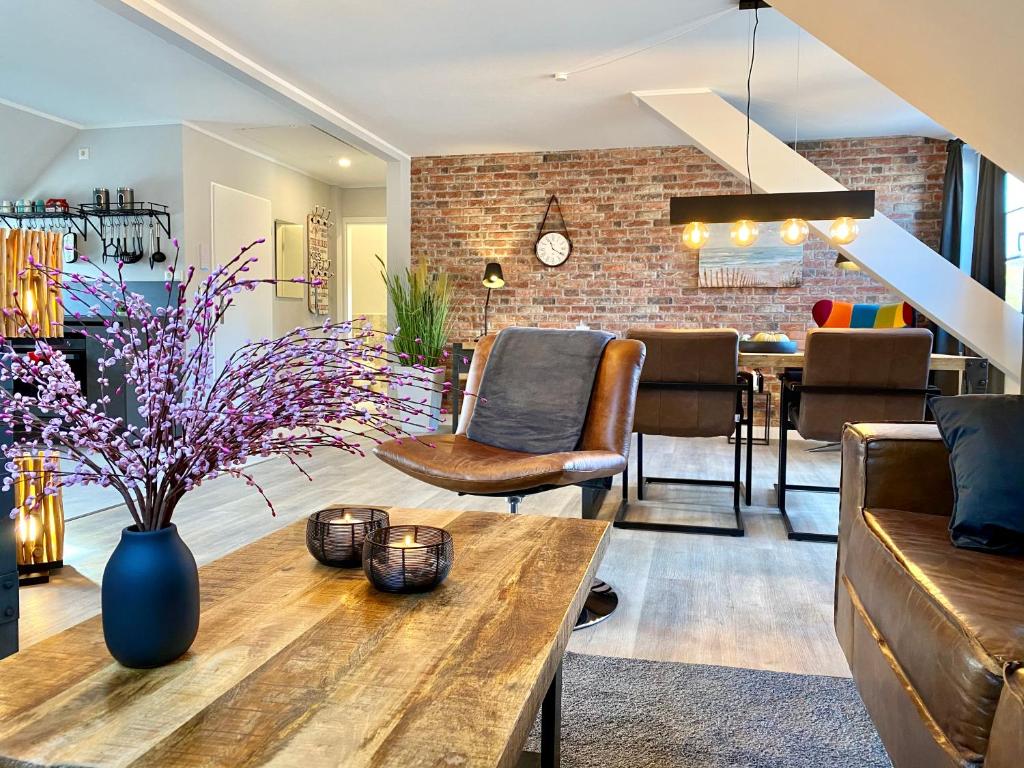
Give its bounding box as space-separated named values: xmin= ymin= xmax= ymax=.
xmin=62 ymin=231 xmax=78 ymax=264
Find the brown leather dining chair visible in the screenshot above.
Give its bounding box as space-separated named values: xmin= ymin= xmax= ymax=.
xmin=777 ymin=327 xmax=934 ymax=542
xmin=374 ymin=330 xmax=646 ymax=628
xmin=616 ymin=329 xmax=753 ymax=536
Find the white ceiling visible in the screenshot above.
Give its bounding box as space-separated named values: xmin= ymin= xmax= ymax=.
xmin=154 ymin=0 xmax=947 ymax=156
xmin=188 ymin=123 xmax=388 ymax=188
xmin=0 ymin=0 xmax=386 ymax=187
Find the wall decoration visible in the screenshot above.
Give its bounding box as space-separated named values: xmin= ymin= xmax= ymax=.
xmin=307 ymin=206 xmax=334 ymax=315
xmin=274 ymin=220 xmax=304 ymax=299
xmin=534 ymin=195 xmax=572 ymax=267
xmin=698 ymin=222 xmax=803 ymax=288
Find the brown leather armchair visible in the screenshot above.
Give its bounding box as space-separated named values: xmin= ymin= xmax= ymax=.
xmin=838 ymin=422 xmax=1024 ymax=768
xmin=778 ymin=327 xmax=933 ymax=541
xmin=616 ymin=329 xmax=753 ymax=536
xmin=374 ymin=332 xmax=646 ymax=627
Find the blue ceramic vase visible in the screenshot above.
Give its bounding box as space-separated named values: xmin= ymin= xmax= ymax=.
xmin=101 ymin=524 xmax=200 ymax=668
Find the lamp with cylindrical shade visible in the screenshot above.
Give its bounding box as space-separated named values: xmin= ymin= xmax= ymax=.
xmin=480 ymin=262 xmax=505 ymax=338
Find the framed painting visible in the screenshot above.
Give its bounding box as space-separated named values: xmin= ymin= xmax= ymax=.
xmin=698 ymin=222 xmax=803 ymax=288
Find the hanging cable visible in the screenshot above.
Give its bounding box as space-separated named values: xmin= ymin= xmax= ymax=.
xmin=745 ymin=5 xmax=760 ymax=194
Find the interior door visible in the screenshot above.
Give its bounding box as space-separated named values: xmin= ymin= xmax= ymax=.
xmin=210 ymin=183 xmax=273 ymax=375
xmin=345 ymin=219 xmax=387 ymax=331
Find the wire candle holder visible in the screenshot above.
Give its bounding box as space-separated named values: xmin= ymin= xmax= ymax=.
xmin=305 ymin=506 xmax=390 ymax=568
xmin=363 ymin=525 xmax=454 ymax=593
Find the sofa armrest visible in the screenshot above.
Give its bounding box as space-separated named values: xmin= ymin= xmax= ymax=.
xmin=841 ymin=422 xmax=954 ymax=519
xmin=987 ymin=665 xmax=1024 ymax=768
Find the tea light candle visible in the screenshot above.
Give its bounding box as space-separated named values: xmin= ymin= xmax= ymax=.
xmin=363 ymin=525 xmax=453 ymax=593
xmin=305 ymin=506 xmax=389 ymax=568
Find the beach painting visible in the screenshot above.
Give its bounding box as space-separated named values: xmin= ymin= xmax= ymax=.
xmin=698 ymin=222 xmax=804 ymax=288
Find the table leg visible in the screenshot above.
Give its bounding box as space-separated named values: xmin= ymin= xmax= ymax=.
xmin=541 ymin=661 xmax=562 ymax=768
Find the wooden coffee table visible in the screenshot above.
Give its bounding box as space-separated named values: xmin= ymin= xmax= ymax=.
xmin=0 ymin=508 xmax=609 ymax=767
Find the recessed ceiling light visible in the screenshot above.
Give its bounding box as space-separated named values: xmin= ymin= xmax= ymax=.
xmin=337 ymin=157 xmax=352 ymax=168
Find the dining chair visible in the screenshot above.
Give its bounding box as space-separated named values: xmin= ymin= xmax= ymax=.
xmin=616 ymin=329 xmax=753 ymax=536
xmin=777 ymin=327 xmax=934 ymax=542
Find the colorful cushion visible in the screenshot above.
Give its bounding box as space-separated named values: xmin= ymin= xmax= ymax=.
xmin=812 ymin=299 xmax=913 ymax=329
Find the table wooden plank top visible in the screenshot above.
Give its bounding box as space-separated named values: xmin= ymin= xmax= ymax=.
xmin=0 ymin=508 xmax=609 ymax=768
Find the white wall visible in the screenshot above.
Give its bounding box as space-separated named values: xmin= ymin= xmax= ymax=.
xmin=24 ymin=124 xmax=184 ymax=282
xmin=181 ymin=125 xmax=337 ymax=336
xmin=0 ymin=103 xmax=78 ymax=198
xmin=332 ymin=186 xmax=388 ymax=320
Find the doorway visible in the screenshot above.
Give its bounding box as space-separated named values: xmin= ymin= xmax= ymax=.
xmin=344 ymin=218 xmax=388 ymax=332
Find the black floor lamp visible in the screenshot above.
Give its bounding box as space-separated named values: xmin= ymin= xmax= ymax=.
xmin=479 ymin=262 xmax=505 ymax=338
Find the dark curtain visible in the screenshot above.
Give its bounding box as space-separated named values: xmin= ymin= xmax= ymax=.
xmin=931 ymin=140 xmax=965 ymax=393
xmin=971 ymin=156 xmax=1007 ymax=391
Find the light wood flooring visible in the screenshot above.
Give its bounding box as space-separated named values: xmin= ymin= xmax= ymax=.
xmin=18 ymin=432 xmax=850 ymax=677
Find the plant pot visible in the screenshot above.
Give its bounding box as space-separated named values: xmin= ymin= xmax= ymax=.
xmin=101 ymin=524 xmax=200 ymax=669
xmin=393 ymin=366 xmax=445 ymax=432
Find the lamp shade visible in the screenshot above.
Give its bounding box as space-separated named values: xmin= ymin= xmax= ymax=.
xmin=835 ymin=254 xmax=861 ymax=271
xmin=482 ymin=262 xmax=505 ymax=289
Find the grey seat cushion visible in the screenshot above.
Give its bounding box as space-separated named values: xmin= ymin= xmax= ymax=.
xmin=466 ymin=328 xmax=613 ymax=454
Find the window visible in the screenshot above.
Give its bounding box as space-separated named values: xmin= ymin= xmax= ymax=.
xmin=1007 ymin=174 xmax=1024 ymax=312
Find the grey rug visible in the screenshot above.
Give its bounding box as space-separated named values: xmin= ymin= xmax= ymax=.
xmin=527 ymin=653 xmax=891 ymax=768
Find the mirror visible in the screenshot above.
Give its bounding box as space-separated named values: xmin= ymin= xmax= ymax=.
xmin=275 ymin=220 xmax=305 ymax=298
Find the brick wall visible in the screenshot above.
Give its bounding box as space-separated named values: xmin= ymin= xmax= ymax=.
xmin=411 ymin=138 xmax=947 ymax=423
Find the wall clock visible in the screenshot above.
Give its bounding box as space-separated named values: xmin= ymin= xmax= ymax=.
xmin=535 ymin=195 xmax=572 ymax=267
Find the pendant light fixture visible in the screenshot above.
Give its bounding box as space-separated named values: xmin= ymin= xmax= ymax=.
xmin=671 ymin=2 xmax=874 ymax=248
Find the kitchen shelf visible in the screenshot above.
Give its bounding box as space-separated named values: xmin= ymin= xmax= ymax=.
xmin=0 ymin=209 xmax=89 ymax=239
xmin=79 ymin=202 xmax=171 ymax=239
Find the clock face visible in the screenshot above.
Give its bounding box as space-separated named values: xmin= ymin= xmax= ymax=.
xmin=535 ymin=232 xmax=571 ymax=267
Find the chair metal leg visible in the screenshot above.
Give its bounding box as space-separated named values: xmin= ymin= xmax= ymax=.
xmin=732 ymin=410 xmax=741 ymax=516
xmin=507 ymin=496 xmax=524 ymax=515
xmin=615 ymin=430 xmax=744 ymax=537
xmin=745 ymin=378 xmax=754 ymax=506
xmin=774 ymin=384 xmax=839 ymax=543
xmin=636 ymin=433 xmax=644 ymax=501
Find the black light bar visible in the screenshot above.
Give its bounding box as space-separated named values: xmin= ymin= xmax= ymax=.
xmin=670 ymin=191 xmax=875 ymax=225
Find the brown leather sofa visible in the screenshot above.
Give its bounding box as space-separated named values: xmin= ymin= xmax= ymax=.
xmin=838 ymin=422 xmax=1024 ymax=768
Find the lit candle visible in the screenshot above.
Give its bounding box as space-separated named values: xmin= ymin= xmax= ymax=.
xmin=329 ymin=512 xmax=354 ymax=524
xmin=395 ymin=534 xmax=423 ymax=549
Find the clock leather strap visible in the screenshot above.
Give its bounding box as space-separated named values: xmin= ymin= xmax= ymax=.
xmin=536 ymin=195 xmax=571 ymax=247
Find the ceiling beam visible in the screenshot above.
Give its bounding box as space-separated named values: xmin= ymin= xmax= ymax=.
xmin=95 ymin=0 xmax=409 ymax=163
xmin=634 ymin=88 xmax=1022 ymax=386
xmin=768 ymin=0 xmax=1024 ymax=181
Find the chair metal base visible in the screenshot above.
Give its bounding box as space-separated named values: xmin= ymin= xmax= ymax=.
xmin=614 ymin=433 xmax=748 ymax=537
xmin=773 ymin=482 xmax=840 ymax=542
xmin=575 ymin=578 xmax=618 ymax=630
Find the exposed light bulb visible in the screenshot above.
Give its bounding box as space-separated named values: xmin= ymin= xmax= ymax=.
xmin=780 ymin=218 xmax=809 ymax=246
xmin=829 ymin=216 xmax=859 ymax=245
xmin=681 ymin=221 xmax=710 ymax=250
xmin=729 ymin=219 xmax=759 ymax=247
xmin=337 ymin=157 xmax=352 ymax=168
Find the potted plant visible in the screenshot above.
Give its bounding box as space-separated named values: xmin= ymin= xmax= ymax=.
xmin=0 ymin=241 xmax=445 ymax=668
xmin=378 ymin=257 xmax=455 ymax=432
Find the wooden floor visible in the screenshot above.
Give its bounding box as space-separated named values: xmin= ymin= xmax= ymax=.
xmin=18 ymin=432 xmax=850 ymax=677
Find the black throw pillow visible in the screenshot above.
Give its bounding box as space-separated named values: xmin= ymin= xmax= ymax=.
xmin=931 ymin=395 xmax=1024 ymax=554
